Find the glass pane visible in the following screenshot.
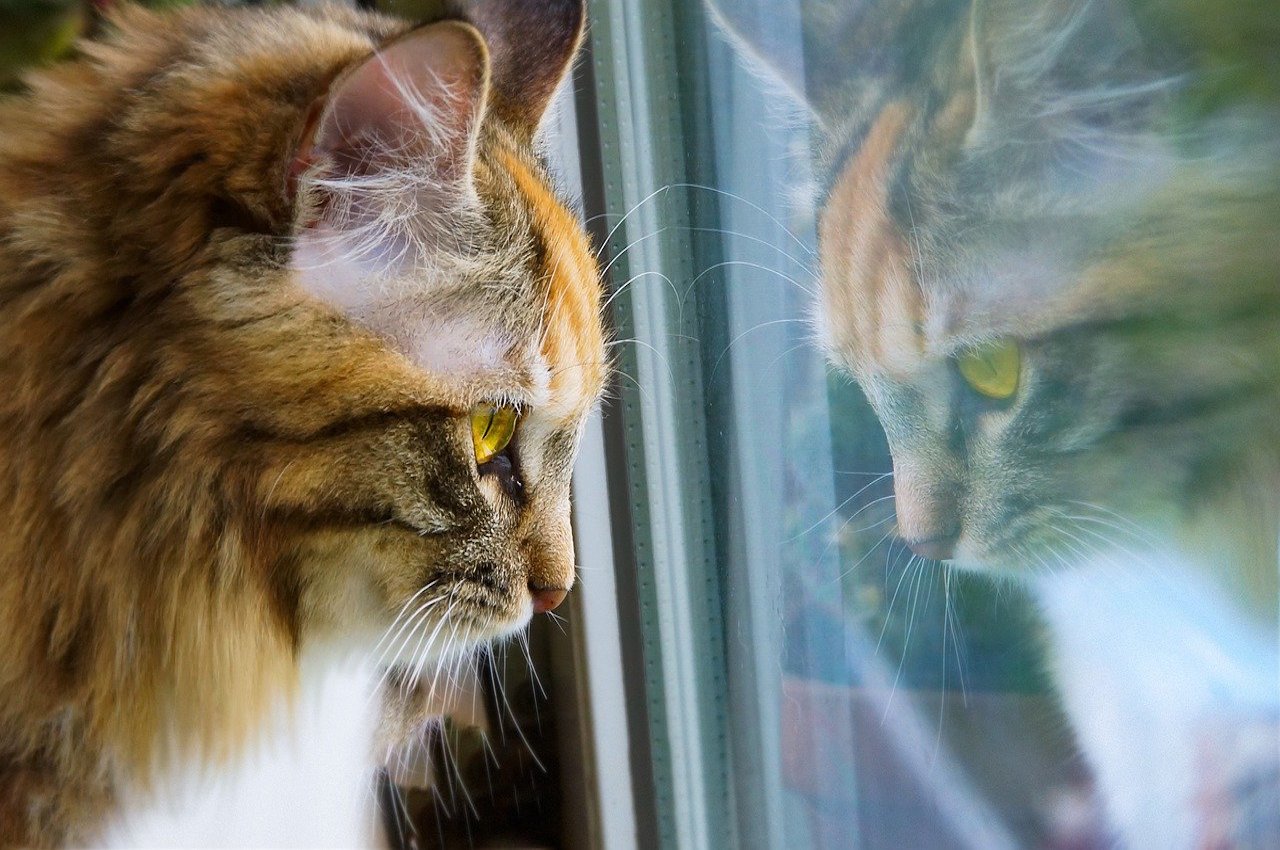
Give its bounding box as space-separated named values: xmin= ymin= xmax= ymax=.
xmin=593 ymin=0 xmax=1280 ymax=847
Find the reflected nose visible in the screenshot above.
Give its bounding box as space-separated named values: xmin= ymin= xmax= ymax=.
xmin=529 ymin=583 xmax=568 ymax=614
xmin=905 ymin=533 xmax=958 ymax=561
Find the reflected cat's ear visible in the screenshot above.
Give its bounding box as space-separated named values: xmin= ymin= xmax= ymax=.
xmin=453 ymin=0 xmax=586 ymax=140
xmin=959 ymin=0 xmax=991 ymax=147
xmin=705 ymin=0 xmax=877 ymax=127
xmin=291 ymin=20 xmax=490 ymax=201
xmin=706 ymin=0 xmax=813 ymax=112
xmin=707 ymin=0 xmax=971 ymax=130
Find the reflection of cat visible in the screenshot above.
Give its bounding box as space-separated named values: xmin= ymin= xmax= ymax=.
xmin=0 ymin=1 xmax=604 ymax=845
xmin=711 ymin=0 xmax=1280 ymax=844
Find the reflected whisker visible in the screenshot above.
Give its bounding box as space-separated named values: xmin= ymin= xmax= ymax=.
xmin=788 ymin=473 xmax=895 ymax=542
xmin=876 ymin=553 xmax=919 ymax=658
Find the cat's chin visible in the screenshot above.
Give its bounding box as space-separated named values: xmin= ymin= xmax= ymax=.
xmin=371 ymin=600 xmax=535 ymax=671
xmin=941 ymin=541 xmax=1040 ymax=577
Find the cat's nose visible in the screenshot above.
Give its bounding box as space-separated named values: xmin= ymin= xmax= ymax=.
xmin=905 ymin=533 xmax=958 ymax=561
xmin=529 ymin=583 xmax=568 ymax=614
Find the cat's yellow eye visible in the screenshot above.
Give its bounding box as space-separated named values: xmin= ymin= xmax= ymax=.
xmin=956 ymin=339 xmax=1022 ymax=400
xmin=470 ymin=403 xmax=518 ymax=466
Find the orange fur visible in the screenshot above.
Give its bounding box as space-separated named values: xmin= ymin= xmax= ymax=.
xmin=498 ymin=146 xmax=606 ymax=423
xmin=818 ymin=102 xmax=924 ymax=378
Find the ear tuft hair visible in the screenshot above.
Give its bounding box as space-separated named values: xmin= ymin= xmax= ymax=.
xmin=304 ymin=20 xmax=490 ymax=189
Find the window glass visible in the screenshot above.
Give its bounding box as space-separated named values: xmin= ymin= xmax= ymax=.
xmin=582 ymin=0 xmax=1280 ymax=847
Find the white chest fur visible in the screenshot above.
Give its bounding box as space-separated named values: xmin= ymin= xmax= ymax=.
xmin=99 ymin=657 xmax=381 ymax=849
xmin=1034 ymin=553 xmax=1279 ymax=849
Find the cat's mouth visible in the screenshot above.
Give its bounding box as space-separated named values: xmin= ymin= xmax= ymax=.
xmin=941 ymin=513 xmax=1100 ymax=575
xmin=429 ymin=568 xmax=536 ymax=635
xmin=375 ymin=580 xmax=531 ymax=672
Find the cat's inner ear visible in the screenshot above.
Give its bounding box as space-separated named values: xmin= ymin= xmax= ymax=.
xmin=462 ymin=0 xmax=585 ymax=138
xmin=293 ymin=20 xmax=490 ymax=202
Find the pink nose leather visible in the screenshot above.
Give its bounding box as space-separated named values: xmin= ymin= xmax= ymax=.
xmin=529 ymin=584 xmax=568 ymax=614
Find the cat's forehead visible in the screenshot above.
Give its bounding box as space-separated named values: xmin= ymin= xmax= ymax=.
xmin=492 ymin=144 xmax=606 ymax=424
xmin=818 ymin=102 xmax=932 ymax=378
xmin=817 ymin=100 xmax=1083 ymax=379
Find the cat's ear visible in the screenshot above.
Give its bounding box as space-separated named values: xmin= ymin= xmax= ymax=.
xmin=455 ymin=0 xmax=586 ymax=139
xmin=705 ymin=0 xmax=876 ymax=128
xmin=292 ymin=20 xmax=490 ymax=199
xmin=706 ymin=0 xmax=812 ymax=109
xmin=707 ymin=0 xmax=968 ymax=131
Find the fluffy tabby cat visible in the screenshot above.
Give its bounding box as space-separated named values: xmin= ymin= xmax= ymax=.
xmin=713 ymin=0 xmax=1280 ymax=844
xmin=0 ymin=0 xmax=605 ymax=845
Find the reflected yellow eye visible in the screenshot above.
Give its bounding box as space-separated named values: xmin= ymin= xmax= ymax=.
xmin=470 ymin=403 xmax=518 ymax=466
xmin=956 ymin=339 xmax=1022 ymax=400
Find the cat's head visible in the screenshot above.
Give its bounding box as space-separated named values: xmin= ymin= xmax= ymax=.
xmin=276 ymin=1 xmax=606 ymax=649
xmin=19 ymin=0 xmax=607 ymax=661
xmin=712 ymin=0 xmax=1280 ymax=572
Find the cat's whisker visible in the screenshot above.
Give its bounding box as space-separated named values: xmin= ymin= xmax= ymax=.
xmin=438 ymin=707 xmax=480 ymax=820
xmin=762 ymin=341 xmax=817 ymax=376
xmin=815 ymin=504 xmax=897 ymax=584
xmin=414 ymin=603 xmax=460 ymax=696
xmin=1065 ymin=500 xmax=1162 ymax=546
xmin=369 ymin=593 xmax=446 ymax=674
xmin=518 ymin=629 xmax=547 ymax=706
xmin=609 ymin=367 xmax=659 ymax=408
xmin=367 ymin=607 xmax=443 ymax=704
xmin=944 ymin=564 xmax=969 ymax=707
xmin=936 ymin=570 xmax=951 ymax=762
xmin=874 ymin=551 xmax=919 ymax=659
xmin=682 ymin=259 xmax=816 ymax=302
xmin=667 ymin=182 xmax=817 ymax=260
xmin=1058 ymin=516 xmax=1154 ymax=567
xmin=1046 ymin=510 xmax=1149 ymax=576
xmin=389 ymin=596 xmax=455 ymax=701
xmin=600 ymin=268 xmax=682 ymax=317
xmin=900 ymin=190 xmax=934 ymax=310
xmin=384 ymin=773 xmax=412 ymax=849
xmin=819 ymin=511 xmax=898 ymax=585
xmin=1059 ymin=511 xmax=1160 ymax=550
xmin=685 ymin=226 xmax=817 ymax=275
xmin=1055 ymin=516 xmax=1183 ymax=594
xmin=884 ymin=556 xmax=930 ymax=722
xmin=514 ymin=631 xmax=546 ymax=735
xmin=369 ymin=581 xmax=440 ymax=661
xmin=709 ymin=318 xmax=809 ymax=379
xmin=545 ymin=611 xmax=569 ymax=635
xmin=259 ymin=461 xmax=298 ymax=522
xmin=597 ymin=335 xmax=676 ymax=387
xmin=598 ymin=227 xmax=668 ymax=283
xmin=827 ymin=493 xmax=899 ymax=537
xmin=788 ymin=473 xmax=895 ymax=542
xmin=485 ymin=644 xmax=509 ymax=750
xmin=1044 ymin=523 xmax=1099 ymax=568
xmin=596 ymin=184 xmax=672 ymax=262
xmin=488 ymin=637 xmax=547 ymax=774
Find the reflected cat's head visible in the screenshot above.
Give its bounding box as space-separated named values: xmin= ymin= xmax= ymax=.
xmin=712 ymin=0 xmax=1280 ymax=571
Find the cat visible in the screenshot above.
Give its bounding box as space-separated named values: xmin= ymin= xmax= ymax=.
xmin=710 ymin=0 xmax=1280 ymax=845
xmin=0 ymin=0 xmax=606 ymax=846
